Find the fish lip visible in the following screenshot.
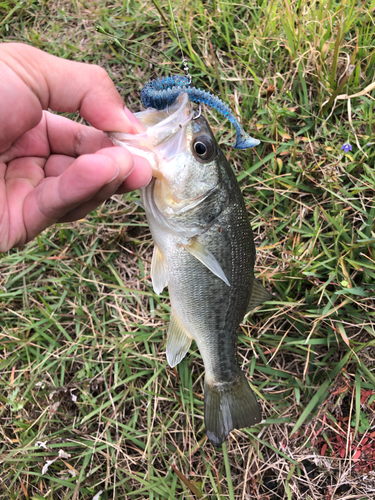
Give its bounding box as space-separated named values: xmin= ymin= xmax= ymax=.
xmin=108 ymin=93 xmax=195 ymax=173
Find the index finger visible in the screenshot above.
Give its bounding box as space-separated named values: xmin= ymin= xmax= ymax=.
xmin=0 ymin=43 xmax=141 ymax=150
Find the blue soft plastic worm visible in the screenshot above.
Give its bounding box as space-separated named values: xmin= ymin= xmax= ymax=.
xmin=140 ymin=76 xmax=260 ymax=150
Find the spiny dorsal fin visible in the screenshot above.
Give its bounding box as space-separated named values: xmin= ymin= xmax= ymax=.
xmin=247 ymin=278 xmax=272 ymax=313
xmin=151 ymin=245 xmax=168 ymax=295
xmin=181 ymin=239 xmax=230 ymax=286
xmin=166 ymin=313 xmax=192 ymax=368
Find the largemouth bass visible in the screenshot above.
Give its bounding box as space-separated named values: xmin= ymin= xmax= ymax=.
xmin=110 ymin=93 xmax=271 ymax=447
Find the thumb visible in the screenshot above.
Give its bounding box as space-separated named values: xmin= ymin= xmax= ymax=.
xmin=0 ymin=43 xmax=138 ymax=140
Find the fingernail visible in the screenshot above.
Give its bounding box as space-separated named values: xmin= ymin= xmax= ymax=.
xmin=124 ymin=107 xmax=145 ymax=133
xmin=105 ymin=164 xmax=119 ymax=184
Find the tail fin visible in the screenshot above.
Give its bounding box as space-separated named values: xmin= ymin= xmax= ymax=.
xmin=204 ymin=370 xmax=261 ymax=447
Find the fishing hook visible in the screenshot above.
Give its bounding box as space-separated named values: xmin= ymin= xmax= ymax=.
xmin=193 ymin=103 xmax=202 ymax=120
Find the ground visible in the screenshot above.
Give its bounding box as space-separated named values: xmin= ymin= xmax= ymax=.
xmin=0 ymin=1 xmax=374 ymax=499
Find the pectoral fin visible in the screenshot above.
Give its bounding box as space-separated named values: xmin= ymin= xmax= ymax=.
xmin=166 ymin=314 xmax=192 ymax=367
xmin=247 ymin=278 xmax=272 ymax=312
xmin=151 ymin=245 xmax=168 ymax=295
xmin=181 ymin=239 xmax=230 ymax=286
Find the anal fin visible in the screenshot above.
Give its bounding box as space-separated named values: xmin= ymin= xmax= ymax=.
xmin=151 ymin=245 xmax=168 ymax=295
xmin=181 ymin=239 xmax=230 ymax=286
xmin=247 ymin=277 xmax=272 ymax=312
xmin=167 ymin=313 xmax=192 ymax=368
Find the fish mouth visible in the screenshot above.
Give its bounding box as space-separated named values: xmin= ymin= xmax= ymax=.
xmin=108 ymin=93 xmax=194 ymax=174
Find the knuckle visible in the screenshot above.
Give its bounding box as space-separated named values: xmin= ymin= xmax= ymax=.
xmin=73 ymin=129 xmax=87 ymax=157
xmin=90 ymin=64 xmax=110 ymax=85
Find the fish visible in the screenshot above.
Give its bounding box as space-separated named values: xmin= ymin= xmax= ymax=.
xmin=110 ymin=92 xmax=271 ymax=447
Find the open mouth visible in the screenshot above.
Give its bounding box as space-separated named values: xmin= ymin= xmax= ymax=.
xmin=108 ymin=93 xmax=194 ymax=173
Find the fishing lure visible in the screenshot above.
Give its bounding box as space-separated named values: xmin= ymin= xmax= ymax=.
xmin=140 ymin=75 xmax=260 ymax=150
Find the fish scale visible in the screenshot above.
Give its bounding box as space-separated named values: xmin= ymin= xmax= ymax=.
xmin=109 ymin=91 xmax=271 ymax=447
xmin=141 ymin=115 xmax=268 ymax=446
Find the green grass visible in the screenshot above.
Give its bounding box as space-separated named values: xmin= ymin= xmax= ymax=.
xmin=1 ymin=0 xmax=375 ymax=498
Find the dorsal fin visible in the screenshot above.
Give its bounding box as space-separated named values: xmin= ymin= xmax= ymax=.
xmin=247 ymin=278 xmax=272 ymax=313
xmin=166 ymin=313 xmax=192 ymax=368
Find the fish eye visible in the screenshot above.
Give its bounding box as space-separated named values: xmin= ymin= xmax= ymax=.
xmin=192 ymin=136 xmax=215 ymax=161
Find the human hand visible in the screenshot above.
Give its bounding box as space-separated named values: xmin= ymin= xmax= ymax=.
xmin=0 ymin=43 xmax=151 ymax=252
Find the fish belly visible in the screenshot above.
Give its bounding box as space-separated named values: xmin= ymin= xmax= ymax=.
xmin=151 ymin=199 xmax=254 ymax=373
